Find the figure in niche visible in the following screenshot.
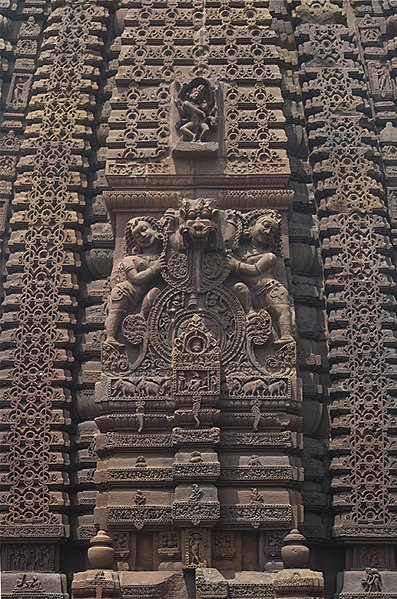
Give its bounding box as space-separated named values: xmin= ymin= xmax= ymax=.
xmin=136 ymin=399 xmax=145 ymax=433
xmin=134 ymin=489 xmax=146 ymax=505
xmin=104 ymin=217 xmax=165 ymax=347
xmin=250 ymin=488 xmax=264 ymax=504
xmin=251 ymin=398 xmax=261 ymax=432
xmin=228 ymin=212 xmax=294 ymax=346
xmin=188 ymin=372 xmax=205 ymax=392
xmin=135 ymin=455 xmax=147 ymax=468
xmin=176 ymin=78 xmax=217 ymax=142
xmin=192 ymin=395 xmax=202 ymax=427
xmin=189 ymin=533 xmax=206 ymax=567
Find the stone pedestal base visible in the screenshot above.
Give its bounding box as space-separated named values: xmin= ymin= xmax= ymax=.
xmin=337 ymin=571 xmax=397 ymax=598
xmin=195 ymin=568 xmax=228 ymax=598
xmin=1 ymin=572 xmax=69 ymax=599
xmin=196 ymin=568 xmax=277 ymax=598
xmin=274 ymin=568 xmax=324 ymax=598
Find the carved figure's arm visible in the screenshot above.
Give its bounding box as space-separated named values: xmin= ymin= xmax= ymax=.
xmin=132 ymin=256 xmax=165 ymax=284
xmin=182 ymin=100 xmax=206 ymax=119
xmin=231 ymin=252 xmax=277 ymax=277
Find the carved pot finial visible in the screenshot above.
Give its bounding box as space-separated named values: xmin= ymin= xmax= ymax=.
xmin=280 ymin=529 xmax=310 ymax=569
xmin=88 ymin=530 xmax=114 ymax=569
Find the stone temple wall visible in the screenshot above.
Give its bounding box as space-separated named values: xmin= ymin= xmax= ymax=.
xmin=0 ymin=1 xmax=396 ymax=598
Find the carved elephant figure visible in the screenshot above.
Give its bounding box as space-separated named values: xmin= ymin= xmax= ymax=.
xmin=268 ymin=380 xmax=287 ymax=396
xmin=242 ymin=378 xmax=267 ymax=397
xmin=137 ymin=379 xmax=160 ymax=396
xmin=114 ymin=379 xmax=136 ymax=397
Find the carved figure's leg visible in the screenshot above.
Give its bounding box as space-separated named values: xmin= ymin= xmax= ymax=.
xmin=265 ymin=283 xmax=294 ymax=344
xmin=105 ymin=281 xmax=136 ymax=345
xmin=199 ymin=122 xmax=209 ymax=141
xmin=268 ymin=303 xmax=294 ymax=345
xmin=140 ymin=287 xmax=160 ymax=318
xmin=233 ymin=282 xmax=254 ymax=314
xmin=180 ymin=121 xmax=196 ymax=141
xmin=104 ymin=309 xmax=128 ymax=346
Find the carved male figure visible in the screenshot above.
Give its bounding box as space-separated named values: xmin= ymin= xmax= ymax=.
xmin=229 ymin=213 xmax=294 ymax=346
xmin=104 ymin=217 xmax=165 ymax=346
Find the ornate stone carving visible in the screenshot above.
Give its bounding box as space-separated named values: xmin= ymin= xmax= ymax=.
xmin=105 ymin=0 xmax=290 ymax=181
xmin=175 ymin=78 xmax=217 ymax=144
xmin=212 ymin=532 xmax=235 ymax=559
xmin=107 ymin=506 xmax=173 ymax=529
xmin=158 ymin=532 xmax=180 ymax=558
xmin=220 ymin=504 xmax=292 ymax=529
xmin=228 ymin=210 xmax=294 ymax=347
xmin=99 ymin=202 xmax=295 ymax=389
xmin=93 ymin=199 xmax=298 ymax=584
xmin=292 ymin=0 xmax=345 ymax=25
xmin=0 ymin=1 xmax=110 ymax=543
xmin=172 ymin=314 xmax=221 ymax=400
xmin=183 ymin=529 xmax=210 ymax=569
xmin=104 ymin=216 xmax=164 ymax=348
xmin=362 ymin=568 xmax=382 ymax=592
xmin=2 ymin=544 xmax=56 ymax=571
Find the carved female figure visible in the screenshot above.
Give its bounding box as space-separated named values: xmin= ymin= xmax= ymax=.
xmin=104 ymin=217 xmax=165 ymax=346
xmin=189 ymin=533 xmax=206 ymax=566
xmin=228 ymin=213 xmax=294 ymax=346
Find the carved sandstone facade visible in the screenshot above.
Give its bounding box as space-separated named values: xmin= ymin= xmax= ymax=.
xmin=0 ymin=1 xmax=396 ymax=598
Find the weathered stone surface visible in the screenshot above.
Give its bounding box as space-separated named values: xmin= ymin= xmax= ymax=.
xmin=3 ymin=0 xmax=397 ymax=597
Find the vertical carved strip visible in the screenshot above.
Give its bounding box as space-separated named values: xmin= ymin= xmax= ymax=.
xmin=0 ymin=1 xmax=110 ymax=547
xmin=290 ymin=0 xmax=397 ymax=560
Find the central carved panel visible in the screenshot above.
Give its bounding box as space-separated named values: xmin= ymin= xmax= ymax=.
xmin=94 ymin=198 xmax=299 ymax=574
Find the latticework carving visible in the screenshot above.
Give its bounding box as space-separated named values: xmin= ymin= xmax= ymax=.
xmin=292 ymin=0 xmax=397 ymax=549
xmin=0 ymin=2 xmax=110 ymax=545
xmin=106 ymin=0 xmax=289 ymax=182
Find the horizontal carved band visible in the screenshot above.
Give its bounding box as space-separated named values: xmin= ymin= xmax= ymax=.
xmin=220 ymin=504 xmax=292 ymax=528
xmin=107 ymin=506 xmax=173 ymax=529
